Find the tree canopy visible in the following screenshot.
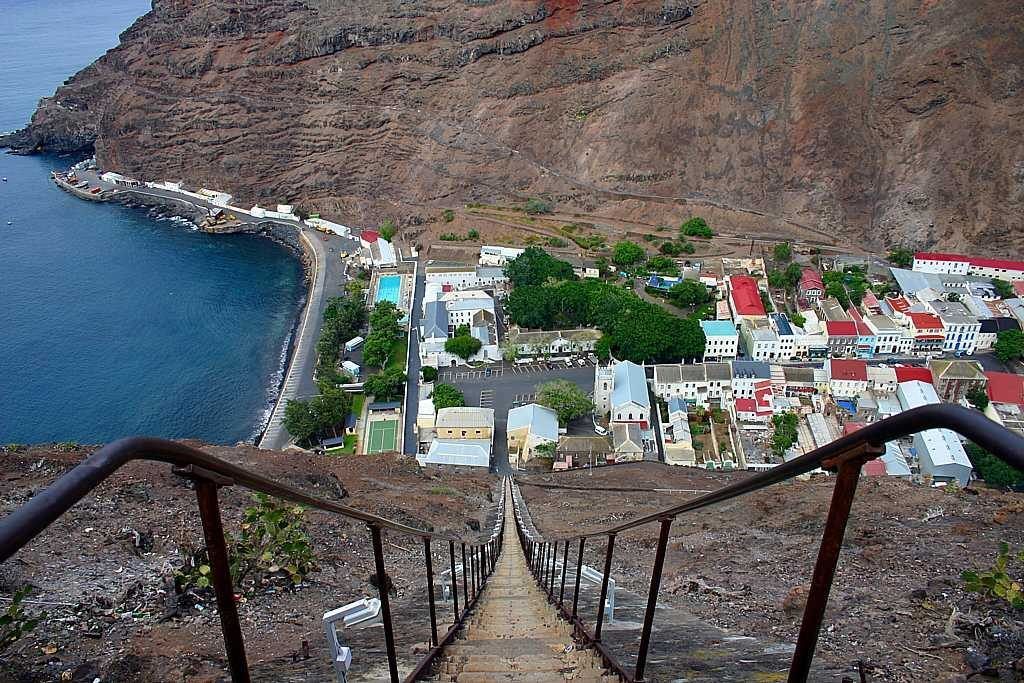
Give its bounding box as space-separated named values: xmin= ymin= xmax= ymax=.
xmin=645 ymin=255 xmax=679 ymax=275
xmin=504 ymin=247 xmax=576 ymax=288
xmin=773 ymin=242 xmax=792 ymax=262
xmin=680 ymin=217 xmax=713 ymax=238
xmin=612 ymin=241 xmax=645 ymax=268
xmin=363 ymin=301 xmax=404 ymax=368
xmin=432 ymin=383 xmax=466 ymax=410
xmin=994 ymin=329 xmax=1024 ymax=364
xmin=363 ymin=367 xmax=406 ymax=401
xmin=887 ymin=247 xmax=913 ymax=268
xmin=379 ymin=219 xmax=396 ymax=241
xmin=536 ymin=379 xmax=594 ymax=425
xmin=966 ymin=443 xmax=1024 ymax=488
xmin=315 ymin=295 xmax=367 ymax=385
xmin=445 ymin=333 xmax=482 ymax=359
xmin=993 ymin=279 xmax=1015 ymax=299
xmin=667 ymin=280 xmax=710 ymax=308
xmin=506 ymin=276 xmax=705 ymax=363
xmin=283 ymin=385 xmax=354 ymax=446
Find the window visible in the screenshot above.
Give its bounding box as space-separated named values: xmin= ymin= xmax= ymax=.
xmin=461 ymin=430 xmax=467 ymax=437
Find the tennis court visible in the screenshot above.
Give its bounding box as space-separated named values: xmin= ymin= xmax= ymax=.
xmin=365 ymin=419 xmax=399 ymax=453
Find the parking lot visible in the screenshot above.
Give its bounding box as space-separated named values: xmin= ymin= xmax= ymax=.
xmin=436 ymin=357 xmax=598 ymax=383
xmin=438 ymin=361 xmax=598 ymax=473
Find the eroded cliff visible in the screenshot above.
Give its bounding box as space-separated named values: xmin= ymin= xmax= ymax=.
xmin=6 ymin=0 xmax=1023 ymax=253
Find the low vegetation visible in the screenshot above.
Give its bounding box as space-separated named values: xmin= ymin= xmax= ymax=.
xmin=888 ymin=247 xmax=914 ymax=268
xmin=1 ymin=587 xmax=43 ymax=653
xmin=966 ymin=443 xmax=1024 ymax=488
xmin=524 ymin=197 xmax=553 ymax=215
xmin=961 ymin=542 xmax=1024 ymax=609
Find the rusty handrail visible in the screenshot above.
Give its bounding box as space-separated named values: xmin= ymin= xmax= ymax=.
xmin=511 ymin=403 xmax=1024 ymax=682
xmin=0 ymin=438 xmax=508 ymax=683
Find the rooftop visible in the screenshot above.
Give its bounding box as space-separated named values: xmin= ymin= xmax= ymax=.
xmin=435 ymin=407 xmax=495 ymax=429
xmin=929 ymin=359 xmax=986 ymax=381
xmin=907 ymin=312 xmax=944 ymax=330
xmin=611 ymin=360 xmax=651 ymax=409
xmin=986 ymin=372 xmax=1024 ymax=406
xmin=916 ymin=251 xmax=1024 ymax=273
xmin=895 ymin=366 xmax=933 ymax=385
xmin=732 ymin=360 xmax=771 ymax=379
xmin=825 ymin=320 xmax=857 ymax=337
xmin=556 ymin=435 xmax=611 ymax=454
xmin=829 ymin=359 xmax=868 ymax=382
xmin=700 ymin=319 xmax=738 ymax=337
xmin=507 ymin=403 xmax=559 ymax=440
xmin=729 ymin=275 xmax=766 ymax=317
xmin=799 ymin=268 xmax=824 ymax=289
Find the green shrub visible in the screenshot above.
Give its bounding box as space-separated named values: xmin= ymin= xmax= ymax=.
xmin=467 ymin=229 xmax=480 ymax=240
xmin=962 ymin=542 xmax=1024 ymax=609
xmin=422 ymin=366 xmax=438 ymax=382
xmin=680 ymin=217 xmax=713 ymax=238
xmin=524 ymin=198 xmax=553 ymax=215
xmin=442 ymin=209 xmax=455 ymax=223
xmin=0 ymin=587 xmax=43 ymax=653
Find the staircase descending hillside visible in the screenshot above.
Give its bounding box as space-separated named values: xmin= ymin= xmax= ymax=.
xmin=422 ymin=497 xmax=614 ymax=682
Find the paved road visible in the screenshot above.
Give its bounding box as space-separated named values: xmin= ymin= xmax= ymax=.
xmin=403 ymin=259 xmax=425 ymax=455
xmin=443 ymin=362 xmax=597 ymax=474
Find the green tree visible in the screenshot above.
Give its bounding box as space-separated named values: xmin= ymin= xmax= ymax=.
xmin=888 ymin=247 xmax=914 ymax=268
xmin=771 ymin=413 xmax=799 ymax=456
xmin=790 ymin=312 xmax=806 ymax=328
xmin=825 ymin=281 xmax=850 ymax=308
xmin=767 ymin=270 xmax=786 ymax=289
xmin=432 ymin=383 xmax=466 ymax=409
xmin=363 ymin=367 xmax=407 ymax=401
xmin=612 ymin=241 xmax=645 ymax=268
xmin=994 ymin=329 xmax=1024 ymax=364
xmin=646 ymin=255 xmax=679 ymax=275
xmin=501 ymin=339 xmax=519 ymax=362
xmin=595 ymin=336 xmax=612 ymax=360
xmin=965 ymin=443 xmax=1024 ymax=488
xmin=362 ymin=333 xmax=393 ymax=368
xmin=283 ymin=399 xmax=319 ymax=445
xmin=680 ymin=217 xmax=713 ymax=238
xmin=659 ymin=241 xmax=681 ymax=256
xmin=773 ymin=242 xmax=792 ymax=262
xmin=680 ymin=241 xmax=696 ymax=254
xmin=445 ymin=334 xmax=482 ymax=359
xmin=504 ymin=247 xmax=576 ymax=287
xmin=668 ymin=280 xmax=710 ymax=308
xmin=422 ymin=366 xmax=439 ymax=382
xmin=379 ymin=219 xmax=396 ymax=241
xmin=966 ymin=386 xmax=989 ymax=411
xmin=993 ymin=279 xmax=1015 ymax=299
xmin=784 ymin=262 xmax=803 ymax=289
xmin=536 ymin=379 xmax=594 ymax=425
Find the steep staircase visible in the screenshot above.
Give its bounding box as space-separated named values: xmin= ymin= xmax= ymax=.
xmin=423 ymin=494 xmax=614 ymax=682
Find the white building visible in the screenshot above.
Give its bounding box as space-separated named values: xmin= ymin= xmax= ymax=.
xmin=595 ymin=361 xmax=650 ymax=427
xmin=419 ymin=286 xmax=500 ymax=367
xmin=827 ymin=359 xmax=869 ymax=398
xmin=479 ymin=245 xmax=525 ymax=267
xmin=896 ymin=381 xmax=972 ymax=486
xmin=865 ymin=365 xmax=897 ymax=394
xmin=652 ymin=363 xmax=732 ymax=407
xmin=663 ymin=396 xmax=695 ymax=465
xmin=425 ymin=263 xmax=509 ymax=293
xmin=913 ymin=252 xmax=1024 ymax=282
xmin=508 ymin=328 xmax=602 ymax=357
xmin=506 ymin=404 xmax=559 ymax=468
xmin=700 ymin=320 xmax=739 ymax=361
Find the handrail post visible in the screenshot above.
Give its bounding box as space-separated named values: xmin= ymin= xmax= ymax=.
xmin=368 ymin=524 xmax=399 ymax=683
xmin=635 ymin=517 xmax=674 ymax=681
xmin=190 ymin=474 xmax=251 ymax=683
xmin=449 ymin=540 xmax=460 ymax=623
xmin=572 ymin=537 xmax=585 ymax=619
xmin=788 ymin=446 xmax=878 ymax=682
xmin=461 ymin=543 xmax=469 ymax=609
xmin=558 ymin=540 xmax=569 ymax=606
xmin=548 ymin=541 xmax=558 ymax=598
xmin=595 ymin=533 xmax=616 ymax=641
xmin=423 ymin=537 xmax=439 ymax=647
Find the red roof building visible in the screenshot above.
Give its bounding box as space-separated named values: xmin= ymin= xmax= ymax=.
xmin=895 ymin=366 xmax=933 ymax=384
xmin=729 ymin=275 xmax=766 ymax=317
xmin=862 ymin=290 xmax=882 ymax=315
xmin=735 ymin=398 xmax=756 ymax=413
xmin=886 ymin=295 xmax=912 ymax=314
xmin=915 ymin=252 xmax=1024 ymax=276
xmin=985 ymin=371 xmax=1024 ymax=406
xmin=843 ymin=422 xmax=867 ymax=436
xmin=907 ymin=312 xmax=944 ymax=339
xmin=829 ymin=359 xmax=868 ymax=382
xmin=914 ymin=251 xmax=970 ymax=264
xmin=1013 ymin=281 xmax=1024 ymax=297
xmin=846 ymin=307 xmax=873 ymax=336
xmin=360 ymin=229 xmax=380 ymax=243
xmin=825 ymin=320 xmax=858 ymax=337
xmin=798 ymin=268 xmax=825 ymax=302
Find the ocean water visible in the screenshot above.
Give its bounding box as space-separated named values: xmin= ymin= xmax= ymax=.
xmin=0 ymin=1 xmax=305 ymax=444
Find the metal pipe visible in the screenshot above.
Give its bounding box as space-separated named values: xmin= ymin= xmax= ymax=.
xmin=449 ymin=540 xmax=459 ymax=623
xmin=594 ymin=534 xmax=615 ymax=641
xmin=194 ymin=479 xmax=251 ymax=683
xmin=572 ymin=537 xmax=585 ymax=619
xmin=635 ymin=517 xmax=674 ymax=681
xmin=368 ymin=524 xmax=399 ymax=683
xmin=423 ymin=537 xmax=438 ymax=647
xmin=558 ymin=541 xmax=569 ymax=606
xmin=788 ymin=455 xmax=868 ymax=682
xmin=548 ymin=541 xmax=558 ymax=597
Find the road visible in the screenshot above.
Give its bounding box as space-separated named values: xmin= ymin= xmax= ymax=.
xmin=440 ymin=361 xmax=598 ymax=474
xmin=403 ymin=259 xmax=425 ymax=455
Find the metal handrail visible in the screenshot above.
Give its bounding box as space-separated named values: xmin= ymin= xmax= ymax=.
xmin=0 ymin=437 xmax=508 ymax=683
xmin=511 ymin=403 xmax=1024 ymax=682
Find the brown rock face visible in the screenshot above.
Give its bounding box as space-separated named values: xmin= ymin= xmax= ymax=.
xmin=8 ymin=0 xmax=1023 ymax=254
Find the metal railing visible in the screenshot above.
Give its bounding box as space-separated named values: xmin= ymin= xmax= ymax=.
xmin=510 ymin=404 xmax=1024 ymax=682
xmin=0 ymin=437 xmax=506 ymax=683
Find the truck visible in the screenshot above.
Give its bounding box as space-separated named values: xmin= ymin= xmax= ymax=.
xmin=344 ymin=336 xmax=364 ymax=352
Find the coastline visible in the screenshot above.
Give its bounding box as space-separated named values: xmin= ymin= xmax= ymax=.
xmin=81 ymin=187 xmax=317 ymax=447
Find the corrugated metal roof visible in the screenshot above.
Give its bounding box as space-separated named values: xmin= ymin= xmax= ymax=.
xmin=507 ymin=403 xmax=559 ymax=441
xmin=611 ymin=361 xmax=650 ymax=409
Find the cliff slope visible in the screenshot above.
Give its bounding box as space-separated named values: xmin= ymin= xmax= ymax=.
xmin=6 ymin=0 xmax=1023 ymax=254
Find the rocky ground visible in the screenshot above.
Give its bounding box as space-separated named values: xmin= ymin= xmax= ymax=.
xmin=4 ymin=0 xmax=1022 ymax=255
xmin=0 ymin=443 xmax=499 ymax=682
xmin=518 ymin=463 xmax=1024 ymax=682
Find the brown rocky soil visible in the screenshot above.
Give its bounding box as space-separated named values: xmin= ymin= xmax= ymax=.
xmin=4 ymin=0 xmax=1022 ymax=256
xmin=0 ymin=443 xmax=499 ymax=682
xmin=517 ymin=463 xmax=1024 ymax=682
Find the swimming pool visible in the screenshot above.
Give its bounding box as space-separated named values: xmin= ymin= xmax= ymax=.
xmin=375 ymin=274 xmax=402 ymax=305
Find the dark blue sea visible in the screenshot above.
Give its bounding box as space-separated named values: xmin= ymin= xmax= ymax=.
xmin=0 ymin=1 xmax=305 ymax=444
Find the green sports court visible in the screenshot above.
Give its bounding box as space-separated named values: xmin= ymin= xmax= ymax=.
xmin=365 ymin=419 xmax=399 ymax=454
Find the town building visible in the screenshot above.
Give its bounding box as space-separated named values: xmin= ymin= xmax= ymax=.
xmin=865 ymin=314 xmax=910 ymax=355
xmin=866 ymin=365 xmax=898 ymax=394
xmin=928 ymin=360 xmax=987 ymax=403
xmin=976 ymin=317 xmax=1021 ymax=351
xmin=424 ymin=262 xmax=509 ymax=294
xmin=601 ymin=360 xmax=651 ymax=427
xmin=506 ymin=403 xmax=559 ymax=468
xmin=663 ymin=397 xmax=695 ymax=465
xmin=731 ymin=361 xmax=773 ymax=421
xmin=984 ymin=372 xmax=1024 ymax=437
xmin=846 ymin=308 xmax=876 ymax=358
xmin=359 ymin=230 xmax=398 ymax=268
xmin=611 ymin=423 xmax=646 ymax=461
xmin=554 ymin=436 xmax=613 ymax=469
xmin=739 ymin=319 xmax=780 ymax=361
xmin=825 ymin=320 xmax=858 ymax=357
xmin=895 ymin=366 xmax=933 ymax=385
xmin=727 ymin=275 xmax=767 ymax=321
xmin=651 ymin=362 xmax=731 ymax=408
xmin=906 ymin=312 xmax=946 ymax=357
xmin=896 ymin=381 xmax=972 ymax=486
xmin=798 ymin=268 xmax=825 ymax=304
xmin=925 ymin=300 xmax=980 ymax=355
xmin=418 ymin=286 xmax=500 ymax=367
xmin=827 ymin=359 xmax=869 ymax=398
xmin=913 ymin=252 xmax=1024 ymax=282
xmin=479 ymin=245 xmax=524 ymax=267
xmin=418 ymin=407 xmax=495 ymax=468
xmin=699 ymin=320 xmax=739 ymax=360
xmin=507 ymin=327 xmax=602 ymax=357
